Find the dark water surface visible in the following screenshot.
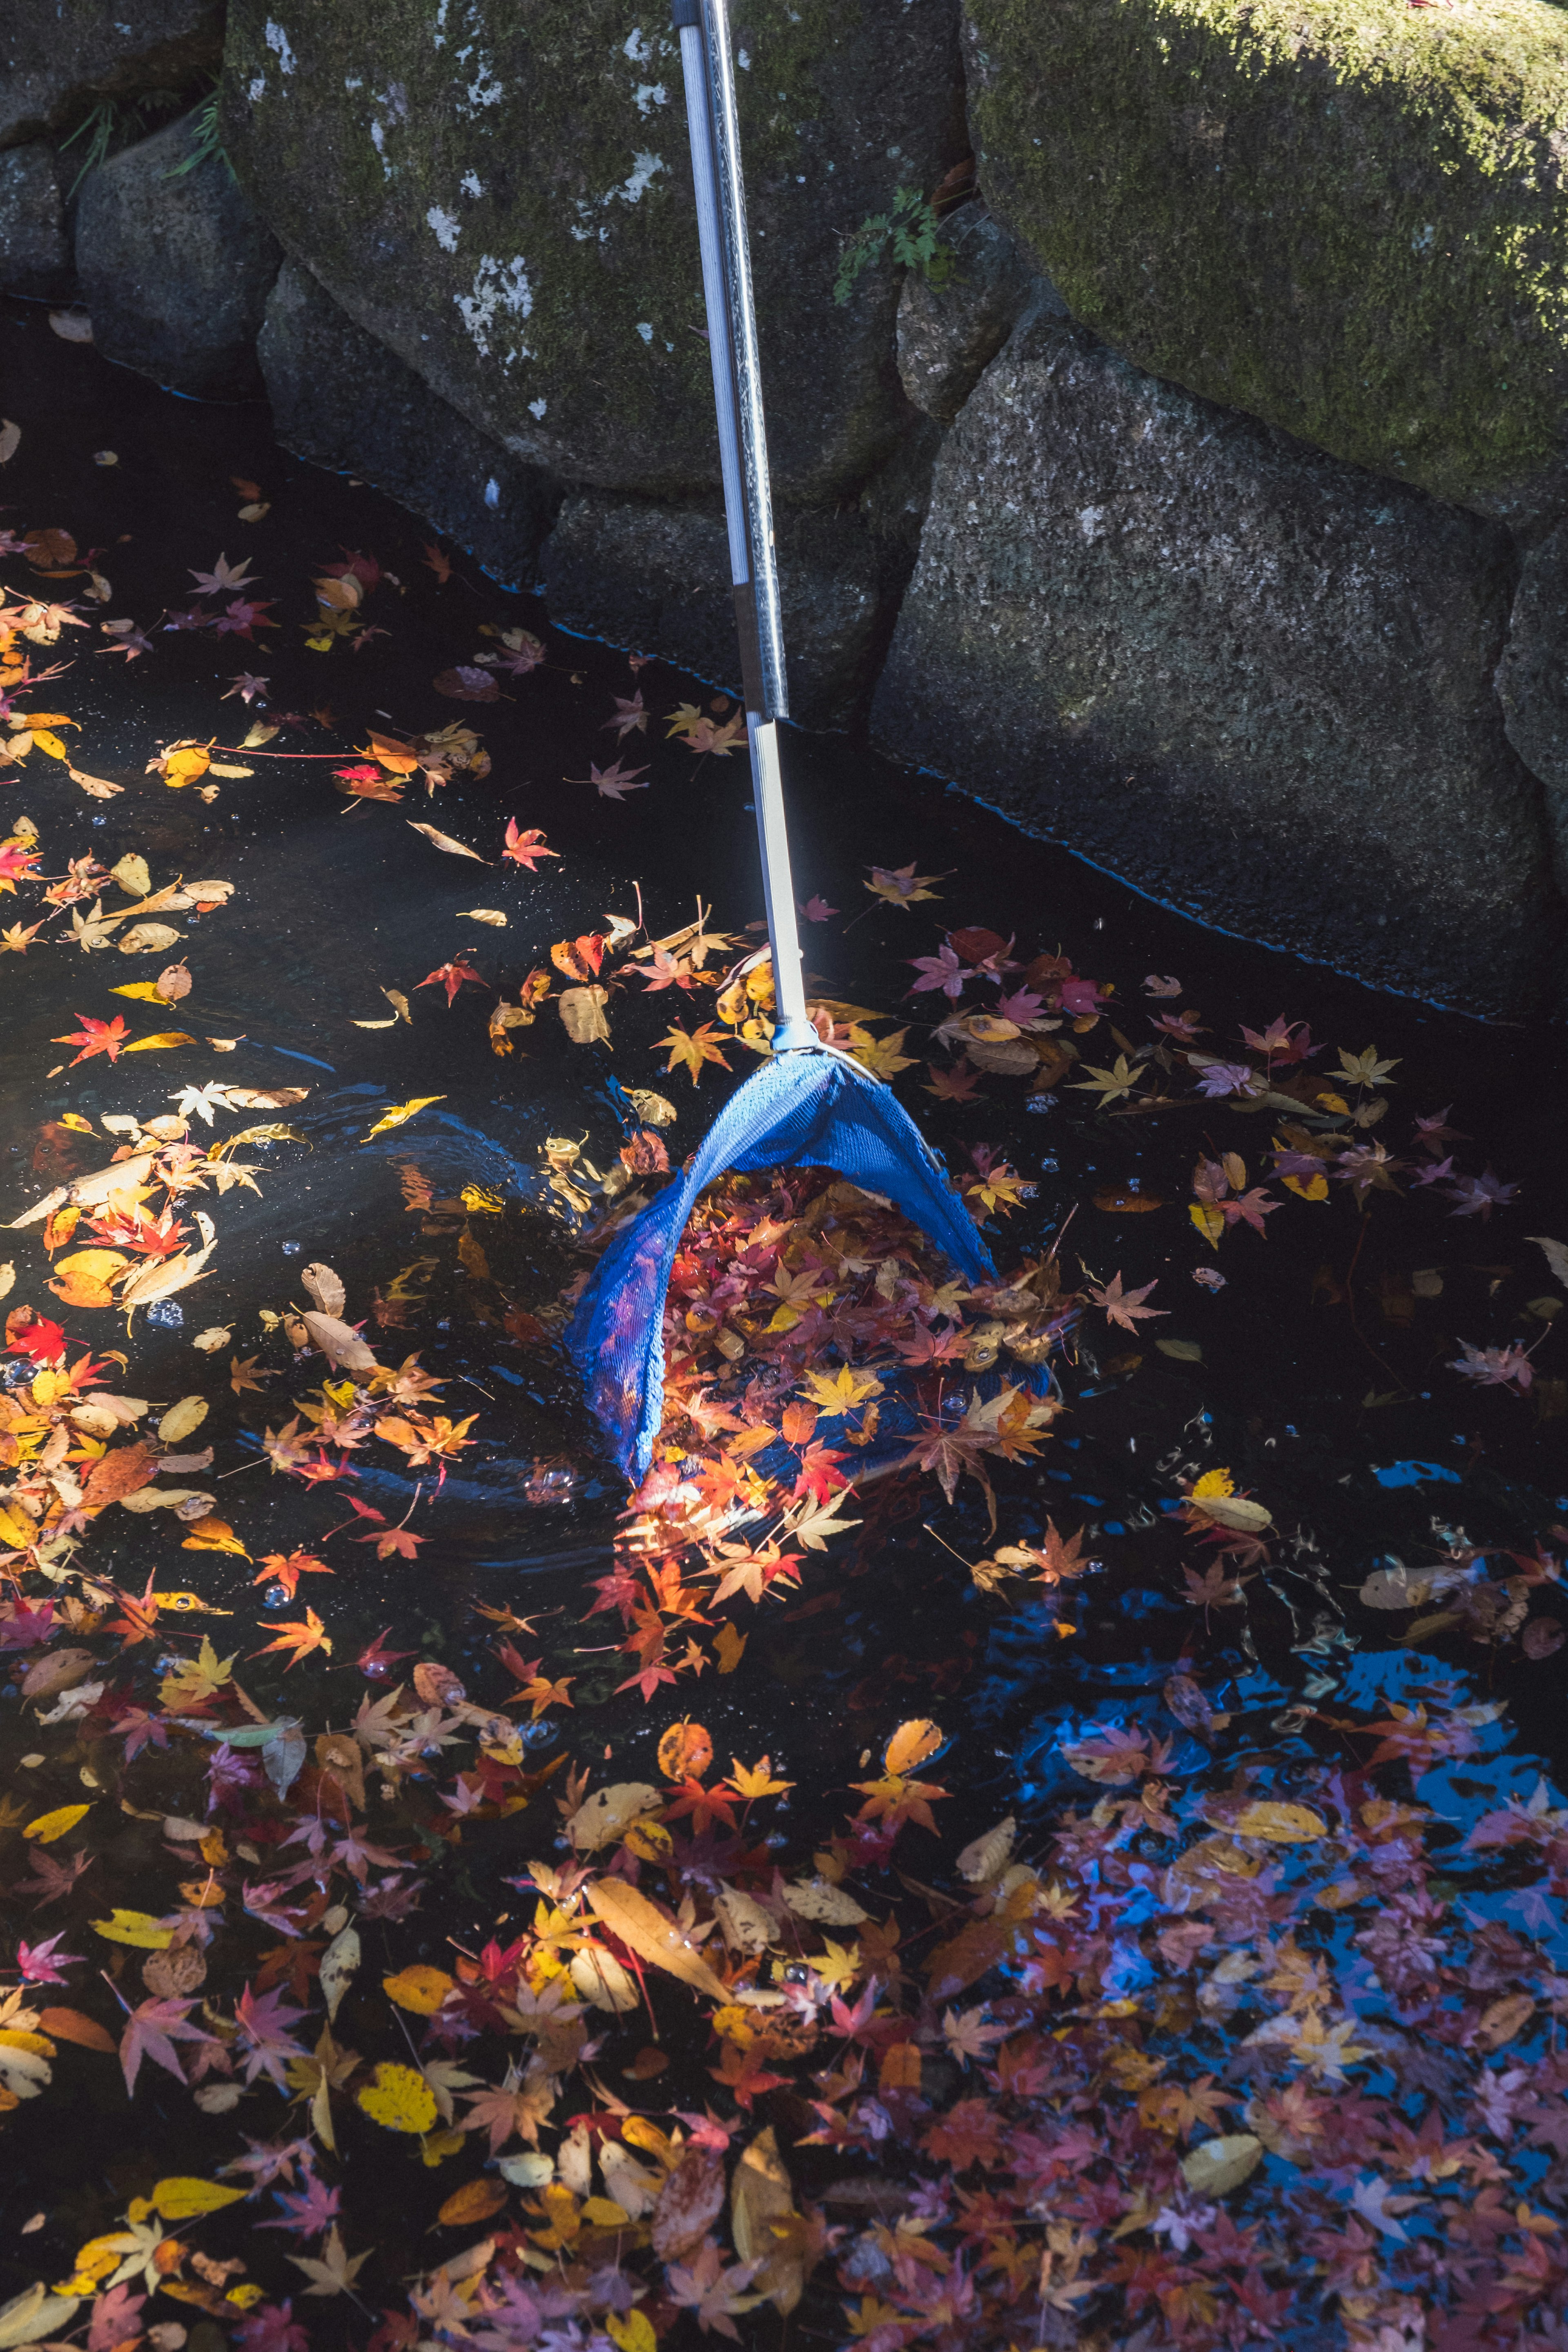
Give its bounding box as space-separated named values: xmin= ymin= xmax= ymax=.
xmin=2 ymin=294 xmax=1567 ymax=2348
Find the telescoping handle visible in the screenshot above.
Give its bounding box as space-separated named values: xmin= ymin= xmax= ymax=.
xmin=672 ymin=0 xmax=815 ymax=1051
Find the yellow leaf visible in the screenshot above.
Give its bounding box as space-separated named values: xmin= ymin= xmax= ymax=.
xmin=800 ymin=1364 xmax=883 ymax=1414
xmin=150 ymin=2178 xmax=246 ymax=2220
xmin=1191 ymin=1468 xmax=1234 ymax=1500
xmin=163 ymin=746 xmax=212 ymax=789
xmin=1189 ymin=1203 xmax=1226 ymax=1247
xmin=58 ymin=1113 xmax=95 ymax=1135
xmin=357 ymin=2062 xmax=438 ymax=2133
xmin=728 ymin=1756 xmax=793 ymax=1800
xmin=884 ymin=1719 xmax=943 ymax=1776
xmin=606 ymin=2312 xmax=657 ymax=2352
xmin=91 ymin=1909 xmax=173 ymax=1949
xmin=158 ymin=1395 xmax=208 ymax=1445
xmin=1234 ymin=1803 xmax=1326 ymax=1843
xmin=581 ymin=2196 xmax=632 ymax=2228
xmin=121 ymin=1031 xmax=195 ymax=1053
xmin=31 ymin=730 xmax=69 ymax=760
xmin=381 ymin=1965 xmax=454 ymax=2016
xmin=715 ymin=1621 xmax=746 ymax=1675
xmin=584 ymin=1880 xmax=730 ymax=1999
xmin=1283 ymin=1173 xmax=1329 ymax=1202
xmin=180 ymin=1517 xmax=249 ymax=1557
xmin=22 ymin=1804 xmax=90 ymax=1844
xmin=363 ymin=1096 xmax=446 ymax=1141
xmin=1181 ymin=2135 xmax=1263 ymax=2197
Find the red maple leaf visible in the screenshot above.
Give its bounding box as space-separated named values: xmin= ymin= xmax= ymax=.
xmin=253 ymin=1550 xmax=334 ymax=1603
xmin=415 ymin=958 xmax=486 ymax=1007
xmin=53 ymin=1012 xmax=130 ymax=1067
xmin=501 ymin=821 xmax=558 ymax=872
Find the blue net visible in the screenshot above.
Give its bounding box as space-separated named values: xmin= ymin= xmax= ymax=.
xmin=565 ymin=1048 xmax=997 ymax=1480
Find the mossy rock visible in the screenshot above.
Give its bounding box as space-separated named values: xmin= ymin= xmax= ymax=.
xmin=963 ymin=0 xmax=1568 ymax=525
xmin=221 ymin=0 xmax=964 ymax=504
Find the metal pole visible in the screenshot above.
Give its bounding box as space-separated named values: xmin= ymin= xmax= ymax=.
xmin=672 ymin=0 xmax=813 ymax=1049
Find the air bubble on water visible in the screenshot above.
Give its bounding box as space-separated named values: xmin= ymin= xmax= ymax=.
xmin=1038 ymin=1156 xmax=1059 ymax=1174
xmin=146 ymin=1300 xmax=184 ymax=1327
xmin=263 ymin=1584 xmax=289 ymax=1609
xmin=521 ymin=1719 xmax=558 ymax=1749
xmin=1027 ymin=1094 xmax=1057 ymax=1114
xmin=281 ymin=1241 xmax=301 ymax=1257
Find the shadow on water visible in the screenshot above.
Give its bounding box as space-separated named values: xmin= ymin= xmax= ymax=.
xmin=2 ymin=293 xmax=1568 ymax=2344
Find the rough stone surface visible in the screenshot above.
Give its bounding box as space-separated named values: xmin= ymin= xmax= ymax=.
xmin=896 ymin=203 xmax=1045 ymax=426
xmin=1497 ymin=524 xmax=1568 ymax=884
xmin=963 ymin=0 xmax=1568 ymax=530
xmin=0 ymin=0 xmax=223 ymax=149
xmin=220 ymin=0 xmax=966 ymax=501
xmin=873 ymin=314 xmax=1562 ymax=1016
xmin=0 ymin=140 xmax=71 ymax=298
xmin=544 ymin=495 xmax=900 ymax=728
xmin=76 ymin=109 xmax=282 ymax=400
xmin=258 ymin=261 xmax=560 ymax=590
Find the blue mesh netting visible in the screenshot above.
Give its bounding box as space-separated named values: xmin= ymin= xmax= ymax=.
xmin=565 ymin=1048 xmax=997 ymax=1480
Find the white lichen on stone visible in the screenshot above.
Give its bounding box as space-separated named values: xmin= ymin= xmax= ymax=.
xmin=263 ymin=19 xmax=297 ymax=74
xmin=427 ymin=206 xmax=461 ymax=252
xmin=455 ymin=254 xmax=535 ymax=361
xmin=461 ymin=170 xmax=483 ymax=198
xmin=529 ymin=398 xmax=548 ymax=419
xmin=624 ymin=27 xmax=653 ymax=62
xmin=636 ymin=321 xmax=653 ymax=343
xmin=484 ymin=477 xmax=500 ymax=508
xmin=633 ymin=83 xmax=668 ymax=116
xmin=247 ymin=74 xmax=266 ymax=101
xmin=618 ymin=152 xmax=665 ymax=205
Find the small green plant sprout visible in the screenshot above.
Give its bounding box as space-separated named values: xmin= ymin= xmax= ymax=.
xmin=833 ymin=185 xmax=958 ymax=307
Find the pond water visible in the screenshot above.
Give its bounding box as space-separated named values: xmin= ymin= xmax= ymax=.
xmin=1 ymin=292 xmax=1567 ymax=2352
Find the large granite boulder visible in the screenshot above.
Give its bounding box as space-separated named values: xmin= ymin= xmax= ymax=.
xmin=962 ymin=0 xmax=1568 ymax=531
xmin=219 ymin=0 xmax=965 ymax=502
xmin=0 ymin=141 xmax=71 ymax=298
xmin=0 ymin=0 xmax=223 ymax=150
xmin=259 ymin=260 xmax=559 ymax=590
xmin=75 ymin=108 xmax=282 ymax=399
xmin=873 ymin=312 xmax=1562 ymax=1017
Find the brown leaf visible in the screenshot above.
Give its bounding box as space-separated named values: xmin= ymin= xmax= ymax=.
xmin=651 ymin=2148 xmax=726 ymax=2262
xmin=80 ymin=1441 xmax=157 ymax=1509
xmin=299 ymin=1312 xmax=376 ymax=1372
xmin=558 ymin=985 xmax=610 ymax=1046
xmin=301 ymin=1263 xmax=347 ymax=1320
xmin=37 ymin=2006 xmax=115 ymax=2052
xmin=21 ymin=1646 xmax=98 ymax=1699
xmin=438 ymin=2178 xmax=508 ymax=2226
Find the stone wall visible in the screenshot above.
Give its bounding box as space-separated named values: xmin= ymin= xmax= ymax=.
xmin=3 ymin=0 xmax=1568 ymax=1013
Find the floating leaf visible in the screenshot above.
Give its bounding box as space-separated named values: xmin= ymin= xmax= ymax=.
xmin=885 ymin=1719 xmax=944 ymax=1776
xmin=407 ymin=822 xmax=486 ymax=860
xmin=438 ymin=2179 xmax=508 ymax=2227
xmin=657 ymin=1721 xmax=713 ymax=1782
xmin=36 ymin=2007 xmax=114 ymax=2054
xmin=584 ymin=1880 xmax=730 ymax=1999
xmin=157 ymin=1395 xmax=208 ymax=1446
xmin=1234 ymin=1803 xmax=1327 ymax=1843
xmin=1181 ymin=2134 xmax=1263 ymax=2196
xmin=357 ymin=2062 xmax=439 ymax=2133
xmin=568 ymin=1784 xmax=663 ymax=1855
xmin=22 ymin=1805 xmax=90 ymax=1845
xmin=91 ymin=1910 xmax=173 ymax=1950
xmin=149 ymin=2177 xmax=246 ymax=2220
xmin=382 ymin=1966 xmax=454 ymax=2016
xmin=1156 ymin=1337 xmax=1205 ymax=1362
xmin=363 ymin=1096 xmax=446 ymax=1141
